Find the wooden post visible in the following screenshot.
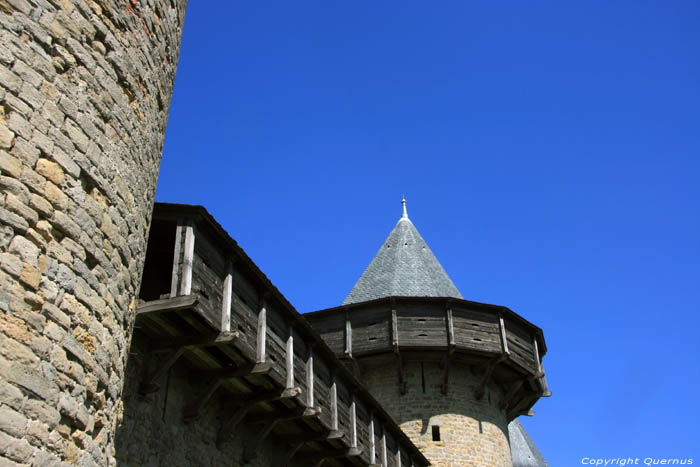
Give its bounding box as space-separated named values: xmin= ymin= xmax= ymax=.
xmin=256 ymin=296 xmax=267 ymax=363
xmin=286 ymin=325 xmax=294 ymax=389
xmin=170 ymin=220 xmax=183 ymax=297
xmin=442 ymin=303 xmax=456 ymax=394
xmin=369 ymin=413 xmax=376 ymax=464
xmin=391 ymin=310 xmax=398 ymax=347
xmin=391 ymin=305 xmax=406 ymax=394
xmin=344 ymin=310 xmax=352 ymax=357
xmin=330 ymin=374 xmax=338 ymax=431
xmin=306 ymin=345 xmax=314 ymax=407
xmin=221 ymin=262 xmax=233 ymax=332
xmin=350 ymin=395 xmax=357 ymax=448
xmin=498 ymin=313 xmax=509 ymax=355
xmin=179 ymin=220 xmax=195 ymax=296
xmin=533 ymin=334 xmax=542 ymax=374
xmin=446 ymin=305 xmax=455 ymax=347
xmin=381 ymin=424 xmax=387 ymax=467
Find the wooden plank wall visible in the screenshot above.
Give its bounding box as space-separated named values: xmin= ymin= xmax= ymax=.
xmin=159 ymin=214 xmax=421 ymax=465
xmin=307 ymin=300 xmax=543 ymax=382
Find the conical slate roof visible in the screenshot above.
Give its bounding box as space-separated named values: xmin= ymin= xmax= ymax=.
xmin=343 ymin=199 xmax=463 ymax=305
xmin=509 ymin=420 xmax=548 ymax=467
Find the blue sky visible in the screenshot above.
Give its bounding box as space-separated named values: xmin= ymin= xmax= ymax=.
xmin=156 ymin=2 xmax=700 ymax=464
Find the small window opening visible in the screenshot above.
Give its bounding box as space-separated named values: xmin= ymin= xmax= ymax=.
xmin=432 ymin=425 xmax=441 ymax=441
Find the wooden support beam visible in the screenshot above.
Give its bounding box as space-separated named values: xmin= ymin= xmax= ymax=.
xmin=309 ymin=447 xmax=362 ymax=467
xmin=440 ymin=353 xmax=451 ymax=395
xmin=506 ymin=393 xmax=537 ymax=421
xmin=441 ymin=305 xmax=457 ymax=395
xmin=392 ymin=305 xmax=407 ymax=395
xmin=217 ymin=387 xmax=303 ymax=447
xmin=396 ymin=351 xmax=407 ymax=395
xmin=243 ymin=417 xmax=279 ymax=462
xmin=179 ymin=220 xmax=195 ymax=296
xmin=148 ymin=330 xmax=239 ymax=353
xmin=192 ymin=361 xmax=272 ymax=380
xmin=139 ymin=347 xmax=185 ymax=394
xmin=170 ymin=220 xmax=183 ymax=298
xmin=282 ymin=430 xmax=345 ymax=466
xmin=280 ymin=429 xmax=345 ymax=444
xmin=282 ymin=443 xmax=303 ymax=466
xmin=286 ymin=325 xmax=294 ymax=389
xmin=221 ymin=262 xmax=233 ymax=331
xmin=183 ymin=378 xmax=223 ymax=422
xmin=306 ymin=345 xmax=314 ymax=407
xmin=136 ymin=294 xmax=199 ymax=317
xmin=257 ymin=296 xmax=267 ymax=363
xmin=474 ymin=355 xmax=506 ymax=400
xmin=500 ymin=379 xmax=525 ymax=410
xmin=252 ymin=406 xmax=322 ymax=425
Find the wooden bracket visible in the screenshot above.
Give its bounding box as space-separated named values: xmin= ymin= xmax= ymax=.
xmin=391 ymin=304 xmax=407 ymax=395
xmin=281 ymin=429 xmax=344 ymax=465
xmin=183 ymin=378 xmax=223 ymax=422
xmin=243 ymin=418 xmax=279 ymax=462
xmin=191 ymin=361 xmax=272 ymax=380
xmin=473 ymin=355 xmax=506 ymax=400
xmin=440 ymin=304 xmax=457 ymax=395
xmin=139 ymin=347 xmax=185 ymax=394
xmin=308 ymin=447 xmax=362 ymax=467
xmin=395 ymin=351 xmax=407 ymax=395
xmin=216 ymin=387 xmax=302 ymax=447
xmin=500 ymin=379 xmax=525 ymax=410
xmin=149 ymin=330 xmax=239 ymax=353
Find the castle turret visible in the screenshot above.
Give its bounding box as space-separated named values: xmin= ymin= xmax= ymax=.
xmin=307 ymin=199 xmax=550 ymax=466
xmin=0 ymin=2 xmax=186 ymax=464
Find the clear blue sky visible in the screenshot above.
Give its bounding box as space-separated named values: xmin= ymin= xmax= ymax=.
xmin=156 ymin=2 xmax=700 ymax=464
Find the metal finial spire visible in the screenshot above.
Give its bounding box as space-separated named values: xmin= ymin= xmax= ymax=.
xmin=401 ymin=195 xmax=408 ymax=219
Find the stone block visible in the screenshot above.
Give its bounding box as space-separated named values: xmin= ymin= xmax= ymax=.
xmin=9 ymin=235 xmax=40 ymax=266
xmin=19 ymin=263 xmax=41 ymax=289
xmin=35 ymin=158 xmax=65 ymax=186
xmin=4 ymin=193 xmax=39 ymax=226
xmin=0 ymin=124 xmax=14 ymax=150
xmin=0 ymin=405 xmax=29 ymax=438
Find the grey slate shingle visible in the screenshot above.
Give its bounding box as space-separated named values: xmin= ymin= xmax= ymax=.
xmin=343 ymin=216 xmax=463 ymax=305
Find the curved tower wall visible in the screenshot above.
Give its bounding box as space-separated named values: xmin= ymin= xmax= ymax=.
xmin=0 ymin=1 xmax=186 ymax=464
xmin=363 ymin=360 xmax=512 ymax=466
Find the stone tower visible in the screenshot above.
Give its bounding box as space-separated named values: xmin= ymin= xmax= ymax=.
xmin=306 ymin=199 xmax=550 ymax=466
xmin=0 ymin=1 xmax=186 ymax=465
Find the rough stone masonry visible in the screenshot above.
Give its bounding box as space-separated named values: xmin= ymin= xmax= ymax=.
xmin=0 ymin=0 xmax=186 ymax=465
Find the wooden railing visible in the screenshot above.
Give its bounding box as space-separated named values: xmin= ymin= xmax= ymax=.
xmin=305 ymin=296 xmax=550 ymax=418
xmin=140 ymin=203 xmax=429 ymax=467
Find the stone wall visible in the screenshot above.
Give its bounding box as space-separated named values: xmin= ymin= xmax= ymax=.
xmin=0 ymin=0 xmax=186 ymax=465
xmin=362 ymin=360 xmax=512 ymax=467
